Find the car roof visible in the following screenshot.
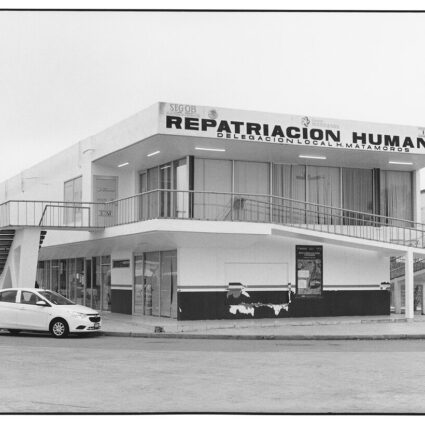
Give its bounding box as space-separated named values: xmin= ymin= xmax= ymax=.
xmin=0 ymin=288 xmax=47 ymax=291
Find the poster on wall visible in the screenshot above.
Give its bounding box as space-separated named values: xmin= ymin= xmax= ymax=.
xmin=296 ymin=245 xmax=323 ymax=296
xmin=93 ymin=176 xmax=118 ymax=225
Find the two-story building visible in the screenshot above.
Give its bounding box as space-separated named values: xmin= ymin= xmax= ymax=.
xmin=1 ymin=102 xmax=424 ymax=320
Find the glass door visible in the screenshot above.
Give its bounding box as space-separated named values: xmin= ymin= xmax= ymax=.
xmin=160 ymin=251 xmax=177 ymax=318
xmin=143 ymin=252 xmax=160 ymax=316
xmin=134 ymin=255 xmax=144 ymax=314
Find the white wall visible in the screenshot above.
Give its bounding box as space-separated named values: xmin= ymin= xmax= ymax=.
xmin=111 ymin=250 xmax=134 ymax=289
xmin=91 ymin=162 xmax=138 ymax=200
xmin=0 ymin=143 xmax=82 ymax=203
xmin=178 ymin=236 xmax=389 ymax=291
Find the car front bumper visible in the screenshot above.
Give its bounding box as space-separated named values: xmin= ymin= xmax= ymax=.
xmin=68 ymin=316 xmax=102 ymax=333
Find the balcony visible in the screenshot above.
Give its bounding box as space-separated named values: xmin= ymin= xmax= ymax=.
xmin=0 ymin=190 xmax=424 ymax=249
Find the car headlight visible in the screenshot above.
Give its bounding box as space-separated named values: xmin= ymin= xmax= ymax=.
xmin=69 ymin=312 xmax=87 ymax=319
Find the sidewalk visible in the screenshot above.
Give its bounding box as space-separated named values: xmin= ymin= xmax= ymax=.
xmin=100 ymin=312 xmax=425 ymax=340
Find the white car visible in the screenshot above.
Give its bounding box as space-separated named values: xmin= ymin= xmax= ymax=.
xmin=0 ymin=288 xmax=101 ymax=338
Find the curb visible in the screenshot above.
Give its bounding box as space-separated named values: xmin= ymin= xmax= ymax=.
xmin=99 ymin=317 xmax=410 ymax=334
xmin=100 ymin=331 xmax=425 ymax=341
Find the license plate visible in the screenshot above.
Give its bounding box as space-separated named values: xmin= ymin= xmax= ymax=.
xmin=94 ymin=323 xmax=100 ymax=329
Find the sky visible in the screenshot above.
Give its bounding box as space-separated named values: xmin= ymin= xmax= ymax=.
xmin=1 ymin=11 xmax=425 ymax=183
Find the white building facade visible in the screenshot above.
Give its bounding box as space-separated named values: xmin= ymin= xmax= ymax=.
xmin=0 ymin=102 xmax=424 ymax=320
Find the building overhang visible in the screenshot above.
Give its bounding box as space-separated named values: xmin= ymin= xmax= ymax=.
xmin=93 ymin=134 xmax=425 ymax=172
xmin=39 ymin=219 xmax=425 ymax=260
xmin=91 ymin=102 xmax=425 ymax=172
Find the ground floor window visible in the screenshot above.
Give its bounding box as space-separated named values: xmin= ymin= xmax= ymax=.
xmin=36 ymin=256 xmax=111 ymax=311
xmin=134 ymin=250 xmax=177 ymax=318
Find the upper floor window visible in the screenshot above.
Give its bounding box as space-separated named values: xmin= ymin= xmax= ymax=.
xmin=64 ymin=176 xmax=82 ymax=225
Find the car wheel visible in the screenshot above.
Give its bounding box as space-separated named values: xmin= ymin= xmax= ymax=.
xmin=8 ymin=329 xmax=21 ymax=335
xmin=50 ymin=319 xmax=69 ymax=338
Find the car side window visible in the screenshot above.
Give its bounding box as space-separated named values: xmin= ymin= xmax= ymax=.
xmin=0 ymin=290 xmax=17 ymax=303
xmin=20 ymin=291 xmax=42 ymax=305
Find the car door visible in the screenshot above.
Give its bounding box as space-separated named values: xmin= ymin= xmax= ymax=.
xmin=0 ymin=290 xmax=19 ymax=328
xmin=16 ymin=290 xmax=51 ymax=331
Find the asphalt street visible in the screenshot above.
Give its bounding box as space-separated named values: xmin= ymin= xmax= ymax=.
xmin=1 ymin=333 xmax=425 ymax=413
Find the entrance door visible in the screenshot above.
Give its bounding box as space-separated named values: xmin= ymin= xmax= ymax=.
xmin=160 ymin=251 xmax=177 ymax=318
xmin=144 ymin=252 xmax=160 ymax=316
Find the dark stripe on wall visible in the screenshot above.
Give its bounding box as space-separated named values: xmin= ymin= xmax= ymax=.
xmin=177 ymin=290 xmax=390 ymax=320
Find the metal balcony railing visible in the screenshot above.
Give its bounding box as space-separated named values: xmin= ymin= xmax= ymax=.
xmin=97 ymin=189 xmax=425 ymax=248
xmin=390 ymin=256 xmax=425 ymax=280
xmin=1 ymin=190 xmax=425 ymax=249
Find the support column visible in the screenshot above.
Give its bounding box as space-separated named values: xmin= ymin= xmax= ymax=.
xmin=393 ymin=278 xmax=402 ymax=314
xmin=422 ymin=283 xmax=425 ymax=315
xmin=405 ymin=249 xmax=414 ymax=320
xmin=0 ymin=228 xmax=41 ymax=289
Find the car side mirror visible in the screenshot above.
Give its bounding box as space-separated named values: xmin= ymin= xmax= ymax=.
xmin=36 ymin=300 xmax=49 ymax=307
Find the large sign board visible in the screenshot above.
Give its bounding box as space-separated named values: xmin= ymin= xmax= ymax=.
xmin=296 ymin=245 xmax=323 ymax=296
xmin=159 ymin=102 xmax=425 ymax=154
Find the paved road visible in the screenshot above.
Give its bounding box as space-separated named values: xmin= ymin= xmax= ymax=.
xmin=1 ymin=333 xmax=425 ymax=413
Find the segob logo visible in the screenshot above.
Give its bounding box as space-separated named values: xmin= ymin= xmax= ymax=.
xmin=208 ymin=109 xmax=218 ymax=120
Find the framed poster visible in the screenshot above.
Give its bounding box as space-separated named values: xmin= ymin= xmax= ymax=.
xmin=93 ymin=175 xmax=118 ymax=225
xmin=296 ymin=245 xmax=323 ymax=296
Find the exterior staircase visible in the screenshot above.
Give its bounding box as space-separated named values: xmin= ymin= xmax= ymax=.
xmin=0 ymin=229 xmax=15 ymax=276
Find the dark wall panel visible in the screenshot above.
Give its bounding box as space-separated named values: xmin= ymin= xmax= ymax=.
xmin=111 ymin=289 xmax=132 ymax=315
xmin=177 ymin=290 xmax=390 ymax=320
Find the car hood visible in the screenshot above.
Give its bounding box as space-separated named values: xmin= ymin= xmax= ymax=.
xmin=53 ymin=304 xmax=99 ymax=315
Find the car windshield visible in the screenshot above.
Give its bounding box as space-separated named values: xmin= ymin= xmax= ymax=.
xmin=38 ymin=290 xmax=75 ymax=305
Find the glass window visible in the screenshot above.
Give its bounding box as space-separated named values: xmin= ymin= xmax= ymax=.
xmin=342 ymin=168 xmax=374 ymax=224
xmin=101 ymin=256 xmax=111 ymax=311
xmin=0 ymin=290 xmax=17 ymax=303
xmin=38 ymin=290 xmax=74 ymax=305
xmin=194 ymin=159 xmax=232 ymax=220
xmin=234 ymin=161 xmax=270 ymax=222
xmin=134 ymin=255 xmax=144 ymax=315
xmin=174 ymin=158 xmax=189 ymax=218
xmin=67 ymin=259 xmax=76 ymax=301
xmin=75 ymin=258 xmax=85 ymax=305
xmin=20 ymin=291 xmax=42 ymax=305
xmin=51 ymin=260 xmax=60 ymax=292
xmin=307 ymin=166 xmax=341 ymax=224
xmin=134 ymin=251 xmax=177 ymax=318
xmin=272 ymin=164 xmax=306 ymax=224
xmin=160 ymin=163 xmax=172 ymax=217
xmin=380 ymin=170 xmax=413 ymax=222
xmin=64 ymin=176 xmax=83 ymax=225
xmin=59 ymin=259 xmax=67 ymax=297
xmin=147 ymin=167 xmax=159 ymax=218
